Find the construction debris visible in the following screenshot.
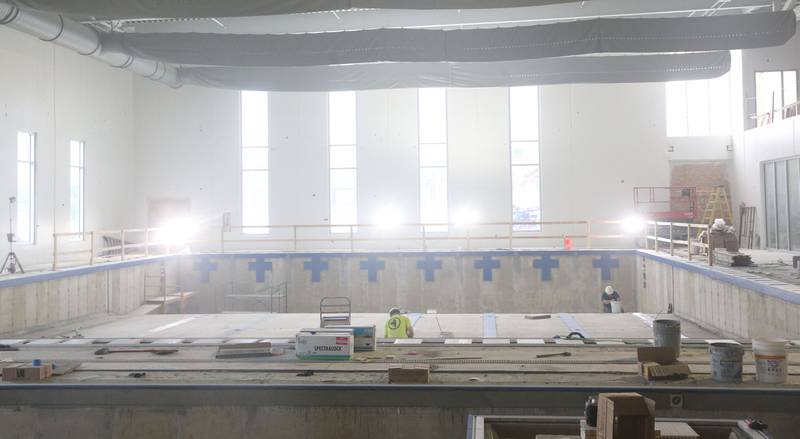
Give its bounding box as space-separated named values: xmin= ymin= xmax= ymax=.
xmin=525 ymin=314 xmax=552 ymax=320
xmin=215 ymin=341 xmax=279 ymax=359
xmin=536 ymin=351 xmax=572 ymax=359
xmin=2 ymin=362 xmax=53 ymax=382
xmin=713 ymin=249 xmax=753 ymax=267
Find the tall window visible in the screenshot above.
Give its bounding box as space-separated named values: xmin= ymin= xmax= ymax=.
xmin=509 ymin=86 xmax=542 ymax=231
xmin=16 ymin=132 xmax=35 ymax=243
xmin=69 ymin=140 xmax=85 ymax=235
xmin=241 ymin=91 xmax=269 ymax=234
xmin=329 ymin=91 xmax=358 ymax=233
xmin=666 ymin=73 xmax=731 ymax=137
xmin=756 ymin=70 xmax=798 ymax=122
xmin=418 ymin=88 xmax=448 ymax=232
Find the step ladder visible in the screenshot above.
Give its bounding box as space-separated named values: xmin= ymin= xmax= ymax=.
xmin=697 ymin=185 xmax=733 ymax=238
xmin=319 ymin=297 xmax=351 ymax=327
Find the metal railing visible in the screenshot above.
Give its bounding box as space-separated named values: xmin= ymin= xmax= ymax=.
xmin=52 ymin=219 xmax=637 ymax=270
xmin=220 ymin=219 xmax=630 ymax=253
xmin=751 ymin=99 xmax=800 ymax=127
xmin=644 ymin=221 xmax=711 ymax=264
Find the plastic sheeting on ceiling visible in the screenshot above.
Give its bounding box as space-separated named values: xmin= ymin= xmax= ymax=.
xmin=178 ymin=51 xmax=732 ymax=92
xmin=4 ymin=0 xmax=585 ymax=20
xmin=106 ymin=12 xmax=796 ymax=67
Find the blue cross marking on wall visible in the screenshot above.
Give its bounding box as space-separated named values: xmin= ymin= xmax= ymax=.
xmin=533 ymin=255 xmax=560 ymax=281
xmin=304 ymin=255 xmax=329 ymax=283
xmin=248 ymin=256 xmax=273 ymax=283
xmin=193 ymin=256 xmax=217 ymax=283
xmin=592 ymin=254 xmax=620 ymax=281
xmin=360 ymin=256 xmax=385 ymax=283
xmin=474 ymin=255 xmax=500 ymax=282
xmin=416 ymin=255 xmax=443 ymax=282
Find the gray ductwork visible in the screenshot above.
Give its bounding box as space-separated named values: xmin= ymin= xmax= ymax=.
xmin=0 ymin=3 xmax=181 ymax=87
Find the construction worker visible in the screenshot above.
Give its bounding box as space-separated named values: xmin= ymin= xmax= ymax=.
xmin=602 ymin=285 xmax=620 ymax=313
xmin=384 ymin=307 xmax=414 ymax=338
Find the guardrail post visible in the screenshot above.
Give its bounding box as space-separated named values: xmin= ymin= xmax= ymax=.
xmin=120 ymin=229 xmax=126 ymax=261
xmin=508 ymin=223 xmax=513 ymax=249
xmin=687 ymin=225 xmax=692 ymax=261
xmin=586 ymin=221 xmax=592 ymax=249
xmin=422 ymin=225 xmax=427 ymax=251
xmin=220 ymin=227 xmax=225 ymax=254
xmin=349 ymin=225 xmax=354 ymax=252
xmin=52 ymin=233 xmax=58 ymax=271
xmin=89 ymin=231 xmax=95 ymax=265
xmin=144 ymin=228 xmax=150 ymax=257
xmin=654 ymin=223 xmax=659 ymax=253
xmin=466 ymin=226 xmax=471 ymax=250
xmin=669 ymin=223 xmax=674 ymax=256
xmin=293 ymin=226 xmax=297 ymax=252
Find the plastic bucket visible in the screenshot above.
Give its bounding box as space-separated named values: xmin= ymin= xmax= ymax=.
xmin=753 ymin=339 xmax=788 ymax=384
xmin=653 ymin=319 xmax=681 ymax=358
xmin=610 ymin=301 xmax=622 ymax=314
xmin=709 ymin=342 xmax=743 ymax=382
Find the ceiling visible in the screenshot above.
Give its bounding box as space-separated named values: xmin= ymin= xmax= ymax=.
xmin=92 ymin=0 xmax=796 ymax=34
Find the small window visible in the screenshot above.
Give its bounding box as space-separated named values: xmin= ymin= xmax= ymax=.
xmin=241 ymin=91 xmax=269 ymax=234
xmin=69 ymin=140 xmax=85 ymax=236
xmin=329 ymin=91 xmax=358 ymax=233
xmin=16 ymin=132 xmax=36 ymax=244
xmin=666 ymin=73 xmax=731 ymax=137
xmin=509 ymin=87 xmax=542 ymax=231
xmin=418 ymin=88 xmax=448 ymax=232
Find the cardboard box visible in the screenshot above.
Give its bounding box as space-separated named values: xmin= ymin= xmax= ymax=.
xmin=580 ymin=420 xmax=598 ymax=439
xmin=2 ymin=363 xmax=53 ymax=382
xmin=301 ymin=326 xmax=375 ymax=352
xmin=295 ymin=332 xmax=354 ymax=360
xmin=597 ymin=393 xmax=656 ymax=439
xmin=654 ymin=422 xmax=699 ymax=439
xmin=388 ymin=365 xmax=430 ymax=384
xmin=639 ymin=361 xmax=691 ymax=381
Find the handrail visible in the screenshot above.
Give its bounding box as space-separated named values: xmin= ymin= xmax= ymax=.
xmin=643 ymin=220 xmax=711 ymax=265
xmin=52 ymin=218 xmax=638 ymax=271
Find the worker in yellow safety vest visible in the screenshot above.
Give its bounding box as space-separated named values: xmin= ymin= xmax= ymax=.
xmin=384 ymin=307 xmax=414 ymax=338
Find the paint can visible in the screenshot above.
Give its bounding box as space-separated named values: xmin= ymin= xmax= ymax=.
xmin=753 ymin=338 xmax=788 ymax=384
xmin=652 ymin=319 xmax=681 ymax=358
xmin=610 ymin=301 xmax=622 ymax=313
xmin=709 ymin=342 xmax=743 ymax=382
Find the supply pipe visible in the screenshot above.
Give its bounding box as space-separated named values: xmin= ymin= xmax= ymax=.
xmin=0 ymin=2 xmax=181 ymax=87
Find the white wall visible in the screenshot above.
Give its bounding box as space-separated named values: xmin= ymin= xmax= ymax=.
xmin=731 ymin=31 xmax=800 ymax=248
xmin=132 ymin=77 xmax=733 ymax=247
xmin=0 ymin=27 xmax=136 ymax=268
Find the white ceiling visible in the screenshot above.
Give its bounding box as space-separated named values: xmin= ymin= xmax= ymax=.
xmin=103 ymin=0 xmax=795 ymax=34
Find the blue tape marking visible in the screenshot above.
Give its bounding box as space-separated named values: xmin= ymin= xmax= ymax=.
xmin=408 ymin=313 xmax=421 ymax=326
xmin=483 ymin=313 xmax=497 ymax=337
xmin=592 ymin=254 xmax=619 ymax=281
xmin=416 ymin=255 xmax=442 ymax=282
xmin=474 ymin=256 xmax=500 ymax=282
xmin=558 ymin=313 xmax=589 ymax=338
xmin=533 ymin=255 xmax=560 ymax=281
xmin=193 ymin=256 xmax=218 ymax=283
xmin=359 ymin=256 xmax=385 ymax=283
xmin=247 ymin=256 xmax=273 ymax=283
xmin=303 ymin=255 xmax=328 ymax=283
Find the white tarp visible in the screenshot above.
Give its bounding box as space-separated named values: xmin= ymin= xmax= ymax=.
xmin=4 ymin=0 xmax=583 ymax=19
xmin=178 ymin=51 xmax=731 ymax=92
xmin=107 ymin=12 xmax=795 ymax=67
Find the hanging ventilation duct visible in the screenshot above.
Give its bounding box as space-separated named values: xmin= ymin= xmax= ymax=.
xmin=0 ymin=3 xmax=181 ymax=87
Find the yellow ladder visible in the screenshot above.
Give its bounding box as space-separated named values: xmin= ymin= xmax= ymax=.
xmin=699 ymin=185 xmax=733 ymax=227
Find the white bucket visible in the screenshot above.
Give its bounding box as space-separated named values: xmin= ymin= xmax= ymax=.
xmin=610 ymin=301 xmax=623 ymax=314
xmin=752 ymin=338 xmax=788 ymax=384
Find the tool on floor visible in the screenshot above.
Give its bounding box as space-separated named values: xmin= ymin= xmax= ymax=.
xmin=93 ymin=348 xmax=177 ymax=356
xmin=536 ymin=351 xmax=572 ymax=359
xmin=525 ymin=314 xmax=551 ymax=320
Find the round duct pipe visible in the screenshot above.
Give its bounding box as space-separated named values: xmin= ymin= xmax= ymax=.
xmin=0 ymin=2 xmax=181 ymax=87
